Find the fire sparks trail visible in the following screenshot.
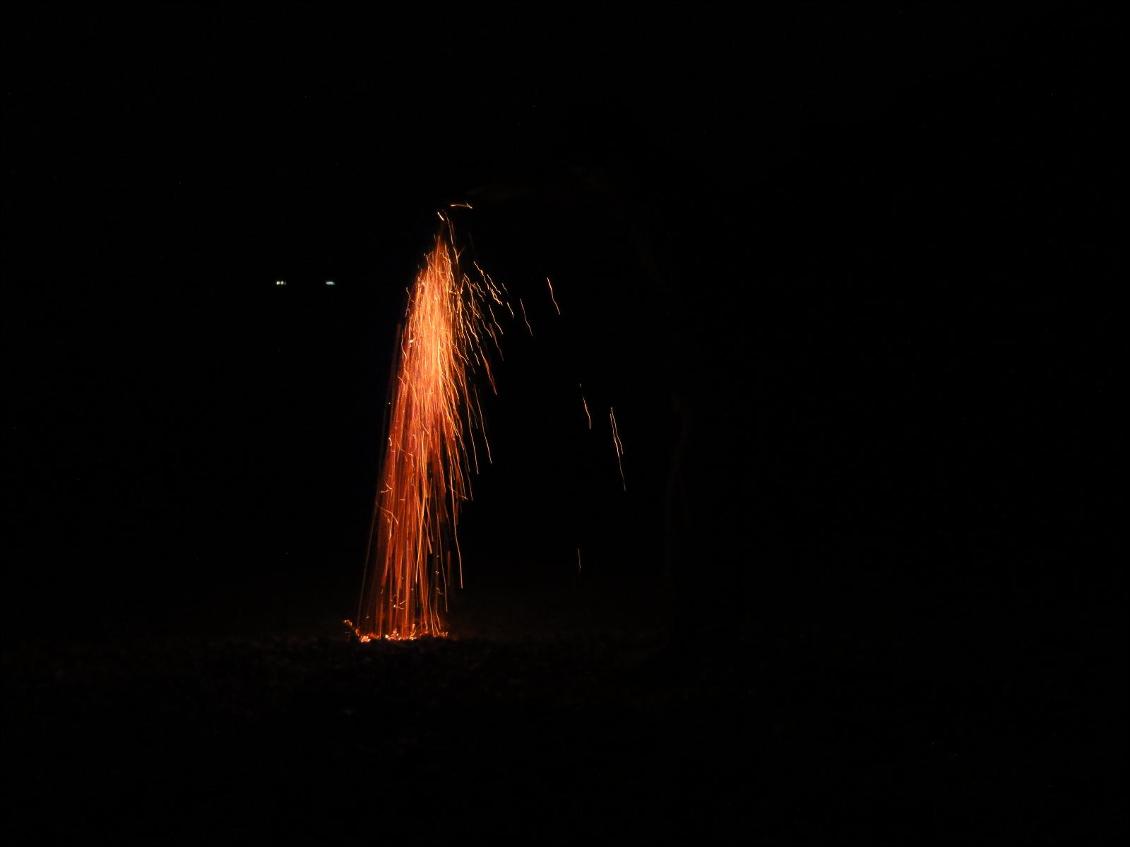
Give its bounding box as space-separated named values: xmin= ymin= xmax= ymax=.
xmin=348 ymin=222 xmax=628 ymax=638
xmin=351 ymin=220 xmax=502 ymax=641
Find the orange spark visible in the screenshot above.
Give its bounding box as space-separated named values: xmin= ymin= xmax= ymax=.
xmin=519 ymin=297 xmax=533 ymax=335
xmin=546 ymin=276 xmax=561 ymax=315
xmin=579 ymin=383 xmax=592 ymax=430
xmin=352 ymin=224 xmax=501 ymax=640
xmin=609 ymin=406 xmax=626 ymax=491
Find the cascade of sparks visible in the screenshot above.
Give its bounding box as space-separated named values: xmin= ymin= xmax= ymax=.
xmin=350 ymin=218 xmax=505 ymax=640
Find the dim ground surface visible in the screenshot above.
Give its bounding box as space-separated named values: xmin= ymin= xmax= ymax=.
xmin=3 ymin=589 xmax=1120 ymax=843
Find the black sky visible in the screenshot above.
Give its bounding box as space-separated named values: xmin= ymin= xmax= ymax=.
xmin=4 ymin=5 xmax=1117 ymax=641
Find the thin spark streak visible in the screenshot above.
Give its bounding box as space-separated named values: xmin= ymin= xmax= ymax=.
xmin=520 ymin=297 xmax=533 ymax=336
xmin=609 ymin=406 xmax=626 ymax=491
xmin=546 ymin=277 xmax=561 ymax=315
xmin=579 ymin=384 xmax=592 ymax=430
xmin=479 ymin=349 xmax=498 ymax=395
xmin=475 ymin=390 xmax=493 ymax=465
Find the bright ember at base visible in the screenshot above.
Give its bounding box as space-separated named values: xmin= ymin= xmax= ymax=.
xmin=350 ymin=219 xmax=504 ymax=640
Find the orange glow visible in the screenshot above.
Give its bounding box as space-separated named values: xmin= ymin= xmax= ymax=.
xmin=350 ymin=220 xmax=502 ymax=640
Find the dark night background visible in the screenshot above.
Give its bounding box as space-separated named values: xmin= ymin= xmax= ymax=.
xmin=3 ymin=5 xmax=1121 ymax=842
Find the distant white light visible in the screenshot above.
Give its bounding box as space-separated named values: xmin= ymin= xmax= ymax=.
xmin=325 ymin=280 xmax=335 ymax=286
xmin=275 ymin=279 xmax=286 ymax=286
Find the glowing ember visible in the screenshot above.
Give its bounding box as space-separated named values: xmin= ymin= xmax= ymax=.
xmin=349 ymin=219 xmax=503 ymax=640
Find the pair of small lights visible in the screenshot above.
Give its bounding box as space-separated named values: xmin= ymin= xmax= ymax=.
xmin=274 ymin=280 xmax=335 ymax=286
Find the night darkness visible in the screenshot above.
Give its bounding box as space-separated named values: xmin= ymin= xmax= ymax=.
xmin=4 ymin=6 xmax=1121 ymax=842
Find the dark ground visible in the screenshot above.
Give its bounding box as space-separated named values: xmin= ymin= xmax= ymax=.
xmin=4 ymin=580 xmax=1123 ymax=842
xmin=3 ymin=5 xmax=1122 ymax=843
